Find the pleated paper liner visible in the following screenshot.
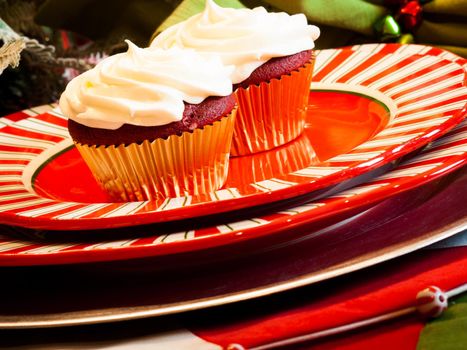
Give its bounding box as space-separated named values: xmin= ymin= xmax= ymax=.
xmin=227 ymin=133 xmax=319 ymax=190
xmin=75 ymin=109 xmax=237 ymax=202
xmin=231 ymin=57 xmax=315 ymax=156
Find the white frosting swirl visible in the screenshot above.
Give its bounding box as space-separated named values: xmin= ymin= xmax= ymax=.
xmin=59 ymin=41 xmax=234 ymax=129
xmin=151 ymin=0 xmax=320 ymax=84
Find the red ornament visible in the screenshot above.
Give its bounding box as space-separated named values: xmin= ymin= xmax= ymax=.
xmin=397 ymin=0 xmax=423 ymax=31
xmin=416 ymin=286 xmax=448 ymax=318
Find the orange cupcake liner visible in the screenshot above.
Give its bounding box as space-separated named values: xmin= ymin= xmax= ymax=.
xmin=75 ymin=109 xmax=237 ymax=202
xmin=227 ymin=133 xmax=318 ymax=189
xmin=231 ymin=57 xmax=315 ymax=156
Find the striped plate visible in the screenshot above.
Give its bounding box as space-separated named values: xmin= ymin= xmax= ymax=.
xmin=0 ymin=44 xmax=466 ymax=230
xmin=0 ymin=119 xmax=465 ymax=266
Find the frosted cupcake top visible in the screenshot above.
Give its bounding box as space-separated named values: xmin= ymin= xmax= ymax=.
xmin=151 ymin=0 xmax=320 ymax=84
xmin=59 ymin=41 xmax=234 ymax=129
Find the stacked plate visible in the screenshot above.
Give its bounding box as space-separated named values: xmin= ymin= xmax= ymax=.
xmin=0 ymin=44 xmax=466 ymax=328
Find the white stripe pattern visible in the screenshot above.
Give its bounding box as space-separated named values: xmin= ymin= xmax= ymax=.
xmin=209 ymin=188 xmax=242 ymax=201
xmin=100 ymin=202 xmax=148 ymax=218
xmin=376 ymin=163 xmax=443 ymax=180
xmin=251 ymin=179 xmax=297 ymax=192
xmin=28 ymin=105 xmax=56 ymax=115
xmin=293 ymin=166 xmax=347 ymax=177
xmin=377 ymin=117 xmax=451 ymax=137
xmin=313 ymin=50 xmax=340 ymax=75
xmin=217 ymin=218 xmax=269 ymax=233
xmin=354 ymin=133 xmax=422 ymax=149
xmin=153 ymin=231 xmax=195 ymax=244
xmin=329 ymin=151 xmax=384 ymax=162
xmin=324 ymin=51 xmax=377 ymax=83
xmin=439 ymin=50 xmax=460 ymax=62
xmin=393 ymin=101 xmax=465 ymax=124
xmin=347 ymin=54 xmax=412 ymax=86
xmin=0 ymin=197 xmax=51 ymax=211
xmin=394 ymin=75 xmax=463 ymax=104
xmin=157 ymin=196 xmax=192 ymax=211
xmin=0 ymin=240 xmax=33 ymax=252
xmin=397 ymin=88 xmax=466 ymax=114
xmin=395 ymin=44 xmax=433 ymax=56
xmin=347 ymin=44 xmax=383 ymax=54
xmin=0 ymin=118 xmax=14 ymax=128
xmin=0 ymin=164 xmax=26 ymax=171
xmin=368 ymin=56 xmax=442 ymax=90
xmin=279 ymin=203 xmax=325 ymax=215
xmin=0 ymin=192 xmax=36 ymax=202
xmin=17 ymin=202 xmax=81 ymax=218
xmin=384 ymin=64 xmax=461 ymax=97
xmin=22 ymin=109 xmax=37 ymax=117
xmin=0 ymin=133 xmax=55 ymax=149
xmin=14 ymin=118 xmax=69 ymax=138
xmin=48 ymin=109 xmax=67 ymax=119
xmin=0 ymin=185 xmax=24 ymax=193
xmin=0 ymin=152 xmax=36 ymax=161
xmin=53 ymin=203 xmax=111 ymax=219
xmin=0 ymin=174 xmax=22 ymax=182
xmin=19 ymin=243 xmax=75 ymax=255
xmin=83 ymin=239 xmax=137 ymax=251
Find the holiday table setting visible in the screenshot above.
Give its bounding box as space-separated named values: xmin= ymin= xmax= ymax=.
xmin=0 ymin=0 xmax=466 ymax=349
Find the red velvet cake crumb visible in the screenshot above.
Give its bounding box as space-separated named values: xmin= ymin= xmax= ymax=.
xmin=234 ymin=50 xmax=313 ymax=89
xmin=68 ymin=95 xmax=236 ymax=146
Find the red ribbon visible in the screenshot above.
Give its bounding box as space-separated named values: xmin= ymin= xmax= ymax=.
xmin=397 ymin=0 xmax=423 ymax=31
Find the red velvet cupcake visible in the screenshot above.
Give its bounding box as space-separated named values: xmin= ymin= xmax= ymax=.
xmin=60 ymin=42 xmax=237 ymax=201
xmin=151 ymin=0 xmax=320 ymax=155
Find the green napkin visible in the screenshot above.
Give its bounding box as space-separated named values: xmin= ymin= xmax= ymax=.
xmin=417 ymin=292 xmax=467 ymax=350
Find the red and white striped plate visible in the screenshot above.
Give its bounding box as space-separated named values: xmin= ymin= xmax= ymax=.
xmin=0 ymin=45 xmax=466 ymax=230
xmin=0 ymin=119 xmax=465 ymax=266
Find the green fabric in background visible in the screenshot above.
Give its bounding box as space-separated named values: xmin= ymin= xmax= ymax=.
xmin=416 ymin=21 xmax=467 ymax=48
xmin=156 ymin=0 xmax=389 ymax=37
xmin=154 ymin=0 xmax=246 ymax=37
xmin=264 ymin=0 xmax=389 ymax=36
xmin=153 ymin=0 xmax=387 ymax=49
xmin=152 ymin=0 xmax=467 ymax=57
xmin=424 ymin=0 xmax=467 ymax=16
xmin=417 ymin=292 xmax=467 ymax=350
xmin=36 ymin=0 xmax=467 ymax=58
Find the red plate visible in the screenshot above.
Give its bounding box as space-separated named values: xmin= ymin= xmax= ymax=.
xmin=0 ymin=118 xmax=465 ymax=266
xmin=0 ymin=45 xmax=466 ymax=230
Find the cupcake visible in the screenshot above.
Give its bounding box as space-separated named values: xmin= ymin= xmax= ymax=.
xmin=151 ymin=0 xmax=320 ymax=155
xmin=59 ymin=41 xmax=237 ymax=201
